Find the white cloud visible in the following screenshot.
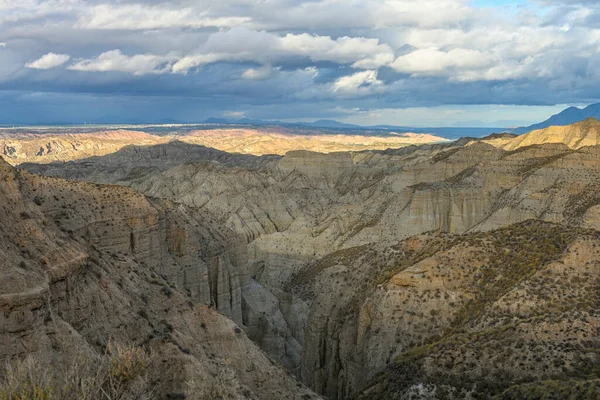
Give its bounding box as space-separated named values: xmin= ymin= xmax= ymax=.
xmin=4 ymin=0 xmax=600 ymax=113
xmin=231 ymin=0 xmax=476 ymax=31
xmin=2 ymin=0 xmax=473 ymax=34
xmin=279 ymin=33 xmax=394 ymax=68
xmin=332 ymin=70 xmax=384 ymax=96
xmin=0 ymin=42 xmax=5 ymax=47
xmin=170 ymin=27 xmax=394 ymax=74
xmin=242 ymin=64 xmax=275 ymax=80
xmin=84 ymin=27 xmax=395 ymax=75
xmin=391 ymin=48 xmax=493 ymax=76
xmin=171 ymin=53 xmax=226 ymax=74
xmin=69 ymin=50 xmax=175 ymax=75
xmin=76 ymin=4 xmax=250 ymax=30
xmin=352 ymin=52 xmax=395 ymax=69
xmin=25 ymin=52 xmax=70 ymax=69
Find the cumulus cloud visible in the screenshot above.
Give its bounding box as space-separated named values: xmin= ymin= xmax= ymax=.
xmin=279 ymin=33 xmax=394 ymax=67
xmin=25 ymin=53 xmax=71 ymax=69
xmin=75 ymin=4 xmax=250 ymax=30
xmin=69 ymin=50 xmax=175 ymax=75
xmin=0 ymin=42 xmax=5 ymax=47
xmin=2 ymin=0 xmax=475 ymax=33
xmin=171 ymin=54 xmax=225 ymax=74
xmin=3 ymin=0 xmax=600 ymax=123
xmin=332 ymin=70 xmax=384 ymax=96
xmin=242 ymin=64 xmax=275 ymax=80
xmin=391 ymin=48 xmax=493 ymax=77
xmin=170 ymin=27 xmax=394 ymax=74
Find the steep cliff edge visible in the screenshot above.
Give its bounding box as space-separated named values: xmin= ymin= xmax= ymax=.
xmin=0 ymin=156 xmax=319 ymax=399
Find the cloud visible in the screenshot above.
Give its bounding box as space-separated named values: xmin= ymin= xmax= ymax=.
xmin=2 ymin=0 xmax=474 ymax=34
xmin=391 ymin=48 xmax=494 ymax=77
xmin=3 ymin=0 xmax=600 ymax=125
xmin=242 ymin=64 xmax=275 ymax=80
xmin=68 ymin=50 xmax=175 ymax=75
xmin=332 ymin=70 xmax=384 ymax=96
xmin=75 ymin=4 xmax=250 ymax=30
xmin=25 ymin=53 xmax=71 ymax=69
xmin=171 ymin=54 xmax=224 ymax=74
xmin=278 ymin=33 xmax=394 ymax=68
xmin=0 ymin=42 xmax=5 ymax=47
xmin=167 ymin=27 xmax=394 ymax=74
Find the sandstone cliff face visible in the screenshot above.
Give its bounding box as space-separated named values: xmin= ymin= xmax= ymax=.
xmin=16 ymin=122 xmax=600 ymax=399
xmin=0 ymin=157 xmax=319 ymax=399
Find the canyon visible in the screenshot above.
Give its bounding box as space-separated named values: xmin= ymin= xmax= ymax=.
xmin=2 ymin=120 xmax=600 ymax=399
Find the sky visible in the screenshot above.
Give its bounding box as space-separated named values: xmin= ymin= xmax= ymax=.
xmin=0 ymin=0 xmax=598 ymax=127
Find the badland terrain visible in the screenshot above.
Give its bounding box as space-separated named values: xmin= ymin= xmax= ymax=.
xmin=1 ymin=119 xmax=600 ymax=399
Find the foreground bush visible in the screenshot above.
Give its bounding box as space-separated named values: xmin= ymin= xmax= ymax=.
xmin=0 ymin=342 xmax=153 ymax=400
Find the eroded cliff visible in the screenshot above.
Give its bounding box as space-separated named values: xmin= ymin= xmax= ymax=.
xmin=14 ymin=121 xmax=600 ymax=399
xmin=0 ymin=157 xmax=319 ymax=399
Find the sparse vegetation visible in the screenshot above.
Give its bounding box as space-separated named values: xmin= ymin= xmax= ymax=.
xmin=496 ymin=379 xmax=600 ymax=400
xmin=185 ymin=365 xmax=241 ymax=400
xmin=7 ymin=119 xmax=600 ymax=400
xmin=0 ymin=342 xmax=154 ymax=400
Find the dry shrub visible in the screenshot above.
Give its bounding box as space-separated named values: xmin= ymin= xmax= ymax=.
xmin=107 ymin=341 xmax=151 ymax=383
xmin=0 ymin=341 xmax=154 ymax=400
xmin=0 ymin=357 xmax=55 ymax=400
xmin=104 ymin=341 xmax=154 ymax=400
xmin=186 ymin=365 xmax=241 ymax=400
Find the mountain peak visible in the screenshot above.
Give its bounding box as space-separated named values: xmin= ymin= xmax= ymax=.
xmin=576 ymin=116 xmax=600 ymax=126
xmin=493 ymin=118 xmax=600 ymax=151
xmin=515 ymin=103 xmax=600 ymax=134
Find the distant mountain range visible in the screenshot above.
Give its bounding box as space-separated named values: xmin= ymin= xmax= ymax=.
xmin=204 ymin=117 xmax=361 ymax=129
xmin=207 ymin=103 xmax=600 ymax=137
xmin=161 ymin=104 xmax=600 ymax=137
xmin=513 ymin=103 xmax=600 ymax=134
xmin=202 ymin=117 xmax=505 ymax=139
xmin=8 ymin=103 xmax=600 ymax=138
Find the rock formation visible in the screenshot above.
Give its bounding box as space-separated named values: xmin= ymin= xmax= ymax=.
xmin=0 ymin=130 xmax=166 ymax=165
xmin=0 ymin=126 xmax=447 ymax=165
xmin=0 ymin=156 xmax=319 ymax=399
xmin=6 ymin=119 xmax=600 ymax=399
xmin=180 ymin=129 xmax=449 ymax=155
xmin=482 ymin=117 xmax=600 ymax=150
